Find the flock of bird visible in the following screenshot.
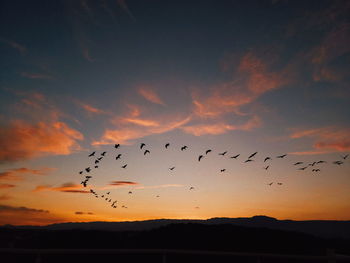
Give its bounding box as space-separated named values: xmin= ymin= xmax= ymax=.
xmin=78 ymin=142 xmax=348 ymax=210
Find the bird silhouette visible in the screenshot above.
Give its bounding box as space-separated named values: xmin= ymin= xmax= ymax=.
xmin=316 ymin=160 xmax=326 ymax=164
xmin=333 ymin=161 xmax=343 ymax=165
xmin=298 ymin=166 xmax=307 ymax=170
xmin=248 ymin=152 xmax=257 ymax=159
xmin=88 ymin=151 xmax=96 ymax=157
xmin=97 ymin=157 xmax=103 ymax=161
xmin=95 ymin=160 xmax=99 ymax=164
xmin=189 ymin=187 xmax=194 ymax=190
xmin=264 ymin=157 xmax=271 ymax=162
xmin=181 ymin=145 xmax=188 ymax=151
xmin=342 ymin=154 xmax=349 ymax=160
xmin=94 ymin=165 xmax=98 ymax=168
xmin=230 ymin=154 xmax=240 ymax=159
xmin=85 ymin=167 xmax=91 ymax=172
xmin=79 ymin=171 xmax=83 ymax=174
xmin=165 ymin=143 xmax=170 ymax=149
xmin=268 ymin=182 xmax=273 ymax=186
xmin=198 ymin=155 xmax=204 ymax=162
xmin=128 ymin=191 xmax=132 ymax=194
xmin=277 ymin=182 xmax=283 ymax=185
xmin=205 ymin=149 xmax=212 ymax=154
xmin=169 ymin=166 xmax=175 ymax=170
xmin=219 ymin=151 xmax=227 ymax=156
xmin=140 ymin=143 xmax=146 ymax=149
xmin=144 ymin=150 xmax=150 ymax=155
xmin=276 ymin=154 xmax=287 ymax=158
xmin=115 ymin=144 xmax=120 ymax=149
xmin=294 ymin=162 xmax=303 ymax=165
xmin=309 ymin=162 xmax=316 ymax=166
xmin=101 ymin=151 xmax=107 ymax=156
xmin=244 ymin=159 xmax=254 ymax=163
xmin=220 ymin=169 xmax=226 ymax=172
xmin=264 ymin=165 xmax=269 ymax=170
xmin=121 ymin=164 xmax=127 ymax=168
xmin=116 ymin=154 xmax=122 ymax=160
xmin=312 ymin=169 xmax=321 ymax=172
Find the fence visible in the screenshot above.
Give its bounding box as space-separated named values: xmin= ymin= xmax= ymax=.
xmin=1 ymin=248 xmax=350 ymax=262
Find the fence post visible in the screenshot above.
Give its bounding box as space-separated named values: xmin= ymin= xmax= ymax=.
xmin=327 ymin=249 xmax=336 ymax=263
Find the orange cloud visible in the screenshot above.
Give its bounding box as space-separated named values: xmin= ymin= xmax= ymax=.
xmin=109 ymin=181 xmax=138 ymax=186
xmin=0 ymin=120 xmax=83 ymax=162
xmin=138 ymin=86 xmax=165 ymax=105
xmin=181 ymin=115 xmax=261 ymax=136
xmin=79 ymin=102 xmax=107 ymax=115
xmin=290 ymin=127 xmax=350 ymax=152
xmin=0 ymin=184 xmax=16 ymax=189
xmin=75 ymin=211 xmax=94 ymax=215
xmin=34 ymin=182 xmax=90 ymax=193
xmin=0 ymin=194 xmax=12 ymax=200
xmin=0 ymin=167 xmax=54 ymax=181
xmin=21 ymin=72 xmax=53 ymax=80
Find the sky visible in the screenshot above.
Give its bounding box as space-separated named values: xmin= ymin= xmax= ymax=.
xmin=0 ymin=0 xmax=349 ymax=225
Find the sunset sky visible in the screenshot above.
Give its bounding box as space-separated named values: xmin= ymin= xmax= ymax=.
xmin=0 ymin=0 xmax=349 ymax=225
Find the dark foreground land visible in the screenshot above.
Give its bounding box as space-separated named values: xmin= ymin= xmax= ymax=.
xmin=1 ymin=219 xmax=350 ymax=262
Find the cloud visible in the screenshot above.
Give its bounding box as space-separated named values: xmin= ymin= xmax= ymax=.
xmin=0 ymin=205 xmax=49 ymax=213
xmin=75 ymin=211 xmax=94 ymax=215
xmin=0 ymin=38 xmax=26 ymax=54
xmin=0 ymin=167 xmax=54 ymax=181
xmin=138 ymin=86 xmax=165 ymax=105
xmin=181 ymin=115 xmax=261 ymax=136
xmin=116 ymin=0 xmax=136 ymax=21
xmin=0 ymin=194 xmax=12 ymax=200
xmin=21 ymin=72 xmax=53 ymax=80
xmin=0 ymin=121 xmax=83 ymax=162
xmin=78 ymin=102 xmax=108 ymax=115
xmin=33 ymin=182 xmax=90 ymax=194
xmin=290 ymin=127 xmax=350 ymax=152
xmin=109 ymin=181 xmax=138 ymax=186
xmin=0 ymin=184 xmax=16 ymax=189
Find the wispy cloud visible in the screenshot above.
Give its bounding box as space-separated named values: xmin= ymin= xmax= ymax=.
xmin=0 ymin=205 xmax=49 ymax=214
xmin=77 ymin=101 xmax=108 ymax=115
xmin=138 ymin=86 xmax=165 ymax=105
xmin=75 ymin=211 xmax=94 ymax=215
xmin=290 ymin=127 xmax=350 ymax=152
xmin=0 ymin=38 xmax=26 ymax=54
xmin=109 ymin=181 xmax=138 ymax=186
xmin=0 ymin=167 xmax=54 ymax=181
xmin=0 ymin=194 xmax=12 ymax=200
xmin=33 ymin=182 xmax=90 ymax=194
xmin=0 ymin=183 xmax=16 ymax=189
xmin=21 ymin=72 xmax=53 ymax=80
xmin=116 ymin=0 xmax=136 ymax=21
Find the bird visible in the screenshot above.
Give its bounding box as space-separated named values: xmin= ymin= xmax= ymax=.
xmin=198 ymin=155 xmax=204 ymax=162
xmin=116 ymin=154 xmax=122 ymax=160
xmin=107 ymin=192 xmax=110 ymax=195
xmin=294 ymin=162 xmax=303 ymax=165
xmin=114 ymin=144 xmax=120 ymax=149
xmin=94 ymin=165 xmax=98 ymax=168
xmin=309 ymin=162 xmax=316 ymax=166
xmin=264 ymin=157 xmax=271 ymax=162
xmin=128 ymin=191 xmax=132 ymax=194
xmin=88 ymin=151 xmax=96 ymax=157
xmin=101 ymin=151 xmax=107 ymax=156
xmin=264 ymin=165 xmax=269 ymax=170
xmin=169 ymin=166 xmax=175 ymax=170
xmin=121 ymin=164 xmax=127 ymax=168
xmin=165 ymin=143 xmax=170 ymax=149
xmin=312 ymin=169 xmax=320 ymax=172
xmin=230 ymin=154 xmax=240 ymax=159
xmin=219 ymin=151 xmax=227 ymax=156
xmin=244 ymin=159 xmax=254 ymax=163
xmin=268 ymin=182 xmax=273 ymax=186
xmin=181 ymin=145 xmax=188 ymax=151
xmin=333 ymin=161 xmax=343 ymax=165
xmin=156 ymin=195 xmax=160 ymax=198
xmin=277 ymin=182 xmax=283 ymax=185
xmin=85 ymin=167 xmax=91 ymax=173
xmin=81 ymin=181 xmax=87 ymax=187
xmin=342 ymin=154 xmax=349 ymax=160
xmin=95 ymin=160 xmax=99 ymax=164
xmin=276 ymin=154 xmax=287 ymax=158
xmin=79 ymin=171 xmax=83 ymax=174
xmin=140 ymin=143 xmax=146 ymax=149
xmin=220 ymin=169 xmax=226 ymax=172
xmin=144 ymin=150 xmax=150 ymax=155
xmin=298 ymin=166 xmax=307 ymax=170
xmin=248 ymin=152 xmax=258 ymax=159
xmin=189 ymin=187 xmax=194 ymax=190
xmin=316 ymin=160 xmax=326 ymax=164
xmin=205 ymin=149 xmax=212 ymax=155
xmin=97 ymin=157 xmax=103 ymax=161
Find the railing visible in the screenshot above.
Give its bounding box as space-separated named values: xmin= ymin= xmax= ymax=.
xmin=1 ymin=248 xmax=350 ymax=262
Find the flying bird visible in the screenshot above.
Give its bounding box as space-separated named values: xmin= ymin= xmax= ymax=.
xmin=219 ymin=151 xmax=227 ymax=156
xmin=312 ymin=169 xmax=320 ymax=172
xmin=309 ymin=162 xmax=316 ymax=166
xmin=128 ymin=191 xmax=132 ymax=194
xmin=316 ymin=160 xmax=326 ymax=164
xmin=116 ymin=154 xmax=122 ymax=160
xmin=198 ymin=155 xmax=204 ymax=162
xmin=181 ymin=145 xmax=188 ymax=151
xmin=88 ymin=151 xmax=96 ymax=157
xmin=205 ymin=149 xmax=212 ymax=155
xmin=189 ymin=187 xmax=194 ymax=190
xmin=220 ymin=169 xmax=226 ymax=172
xmin=144 ymin=150 xmax=150 ymax=155
xmin=277 ymin=183 xmax=283 ymax=185
xmin=264 ymin=157 xmax=271 ymax=162
xmin=79 ymin=171 xmax=83 ymax=174
xmin=121 ymin=164 xmax=127 ymax=168
xmin=97 ymin=157 xmax=103 ymax=161
xmin=101 ymin=151 xmax=107 ymax=156
xmin=230 ymin=154 xmax=240 ymax=159
xmin=294 ymin=162 xmax=303 ymax=165
xmin=268 ymin=182 xmax=273 ymax=186
xmin=85 ymin=167 xmax=91 ymax=173
xmin=276 ymin=154 xmax=287 ymax=158
xmin=165 ymin=143 xmax=170 ymax=149
xmin=298 ymin=167 xmax=307 ymax=170
xmin=248 ymin=152 xmax=258 ymax=159
xmin=244 ymin=159 xmax=254 ymax=163
xmin=115 ymin=144 xmax=120 ymax=149
xmin=264 ymin=165 xmax=269 ymax=170
xmin=342 ymin=154 xmax=349 ymax=160
xmin=333 ymin=161 xmax=343 ymax=165
xmin=95 ymin=160 xmax=99 ymax=164
xmin=140 ymin=143 xmax=146 ymax=149
xmin=94 ymin=165 xmax=98 ymax=168
xmin=169 ymin=166 xmax=175 ymax=170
